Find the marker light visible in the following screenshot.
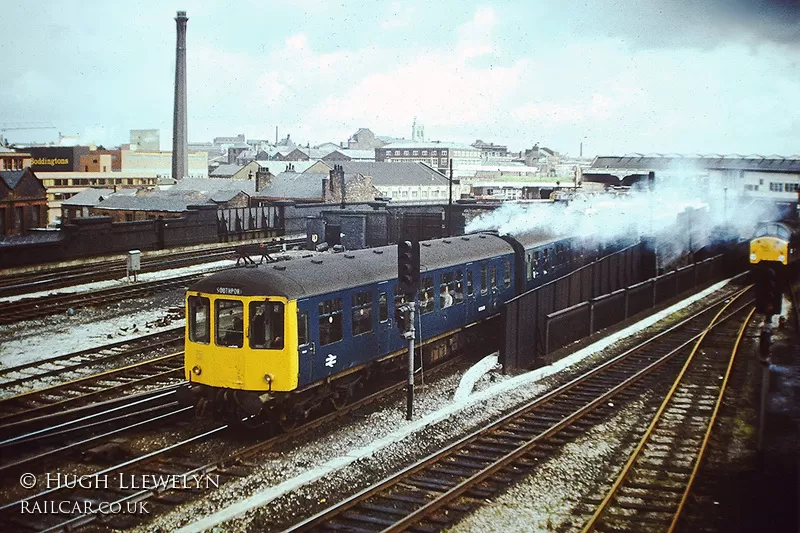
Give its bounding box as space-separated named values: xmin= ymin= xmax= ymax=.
xmin=778 ymin=255 xmax=785 ymax=262
xmin=192 ymin=365 xmax=202 ymax=376
xmin=750 ymin=253 xmax=757 ymax=261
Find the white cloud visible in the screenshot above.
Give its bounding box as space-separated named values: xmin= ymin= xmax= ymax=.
xmin=306 ymin=6 xmax=524 ymax=138
xmin=455 ymin=6 xmax=498 ymax=59
xmin=2 ymin=2 xmax=797 ymax=155
xmin=381 ymin=2 xmax=416 ymax=29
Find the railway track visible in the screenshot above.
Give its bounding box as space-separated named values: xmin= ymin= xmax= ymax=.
xmin=0 ymin=350 xmax=475 ymax=533
xmin=0 ymin=273 xmax=212 ymax=325
xmin=0 ymin=327 xmax=184 ymax=392
xmin=0 ymin=249 xmax=231 ymax=299
xmin=280 ymin=288 xmax=755 ymax=533
xmin=580 ymin=301 xmax=754 ymax=532
xmin=0 ymin=236 xmax=306 ymax=299
xmin=0 ymin=352 xmax=185 ymax=430
xmin=0 ymin=237 xmax=306 ymax=325
xmin=0 ymin=386 xmax=186 ymax=475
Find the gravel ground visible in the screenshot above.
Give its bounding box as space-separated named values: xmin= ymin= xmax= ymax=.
xmin=129 ymin=281 xmax=745 ymax=533
xmin=0 ymin=259 xmax=755 ymax=533
xmin=444 ymin=398 xmax=651 ymax=533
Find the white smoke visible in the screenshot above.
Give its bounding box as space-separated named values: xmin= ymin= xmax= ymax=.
xmin=465 ymin=167 xmax=781 ymax=267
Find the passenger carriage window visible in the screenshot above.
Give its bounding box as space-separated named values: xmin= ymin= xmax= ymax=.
xmin=490 ymin=265 xmax=497 ymax=289
xmin=188 ymin=296 xmax=210 ymax=344
xmin=351 ymin=291 xmax=372 ymax=336
xmin=215 ymin=299 xmax=244 ymax=348
xmin=543 ymin=249 xmax=550 ymax=271
xmin=298 ymin=312 xmax=309 ymax=346
xmin=249 ymin=301 xmax=284 ymax=350
xmin=378 ymin=292 xmax=388 ymax=322
xmin=454 ymin=270 xmax=464 ymax=304
xmin=467 ymin=270 xmax=473 ymax=297
xmin=480 ymin=264 xmax=487 ymax=295
xmin=440 ymin=272 xmax=454 ymax=309
xmin=503 ymin=259 xmax=511 ymax=288
xmin=533 ymin=251 xmax=540 ymax=277
xmin=318 ymin=298 xmax=343 ymax=346
xmin=420 ymin=277 xmax=434 ymax=314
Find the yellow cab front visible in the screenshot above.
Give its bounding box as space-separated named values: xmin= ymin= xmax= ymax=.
xmin=184 ymin=292 xmax=299 ymax=392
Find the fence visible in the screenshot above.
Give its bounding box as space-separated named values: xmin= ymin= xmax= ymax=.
xmin=217 ymin=206 xmax=281 ymax=241
xmin=502 ymin=244 xmax=728 ymax=372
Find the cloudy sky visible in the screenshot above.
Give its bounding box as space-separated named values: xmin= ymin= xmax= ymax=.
xmin=2 ymin=0 xmax=798 ymax=156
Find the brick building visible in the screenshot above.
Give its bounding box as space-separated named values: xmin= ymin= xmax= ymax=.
xmin=0 ymin=168 xmax=48 ymax=235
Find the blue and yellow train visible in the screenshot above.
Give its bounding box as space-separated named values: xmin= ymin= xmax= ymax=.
xmin=181 ymin=232 xmax=605 ymax=425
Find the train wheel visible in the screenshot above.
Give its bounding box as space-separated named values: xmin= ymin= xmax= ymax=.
xmin=330 ymin=390 xmax=349 ymax=411
xmin=277 ymin=411 xmax=298 ymax=432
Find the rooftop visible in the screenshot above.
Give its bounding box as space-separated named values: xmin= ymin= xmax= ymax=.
xmin=589 ymin=154 xmax=800 ymax=173
xmin=380 ymin=141 xmax=479 ymax=151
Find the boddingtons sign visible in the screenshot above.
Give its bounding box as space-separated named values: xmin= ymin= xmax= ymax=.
xmin=27 ymin=146 xmax=87 ymax=172
xmin=31 ymin=158 xmax=69 ymax=166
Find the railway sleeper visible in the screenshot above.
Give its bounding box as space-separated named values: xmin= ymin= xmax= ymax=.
xmin=322 ymin=520 xmax=375 ymax=533
xmin=382 ymin=492 xmax=429 ymax=505
xmin=341 ymin=510 xmax=397 ymax=527
xmin=358 ymin=502 xmax=409 ymax=516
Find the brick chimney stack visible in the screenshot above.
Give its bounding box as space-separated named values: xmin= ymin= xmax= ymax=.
xmin=171 ymin=10 xmax=189 ymax=181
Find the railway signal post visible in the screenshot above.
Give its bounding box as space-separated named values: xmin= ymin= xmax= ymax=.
xmin=398 ymin=240 xmax=420 ymax=420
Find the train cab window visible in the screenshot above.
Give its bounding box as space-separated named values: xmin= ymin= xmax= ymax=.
xmin=454 ymin=270 xmax=464 ymax=304
xmin=319 ymin=298 xmax=343 ymax=346
xmin=351 ymin=291 xmax=372 ymax=336
xmin=188 ymin=296 xmax=210 ymax=344
xmin=503 ymin=259 xmax=511 ymax=288
xmin=378 ymin=292 xmax=388 ymax=322
xmin=420 ymin=277 xmax=434 ymax=314
xmin=215 ymin=299 xmax=244 ymax=348
xmin=490 ymin=265 xmax=497 ymax=289
xmin=466 ymin=270 xmax=473 ymax=297
xmin=480 ymin=265 xmax=487 ymax=295
xmin=249 ymin=301 xmax=284 ymax=350
xmin=440 ymin=272 xmax=454 ymax=308
xmin=298 ymin=312 xmax=309 ymax=346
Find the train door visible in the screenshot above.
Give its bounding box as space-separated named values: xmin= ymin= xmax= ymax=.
xmin=296 ymin=299 xmax=314 ymax=384
xmin=489 ymin=261 xmax=500 ymax=311
xmin=376 ymin=283 xmax=393 ymax=355
xmin=464 ymin=262 xmax=478 ymax=323
xmin=212 ymin=298 xmax=246 ymax=387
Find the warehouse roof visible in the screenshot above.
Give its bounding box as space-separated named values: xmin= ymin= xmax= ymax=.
xmin=589 ymin=154 xmax=800 ymax=173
